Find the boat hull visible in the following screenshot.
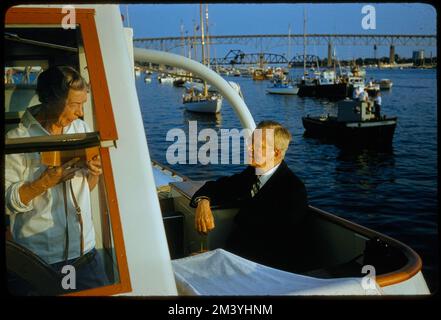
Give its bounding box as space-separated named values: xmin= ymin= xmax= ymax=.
xmin=315 ymin=83 xmax=348 ymax=100
xmin=302 ymin=116 xmax=397 ymax=146
xmin=297 ymin=84 xmax=317 ymax=97
xmin=184 ymin=97 xmax=223 ymax=113
xmin=158 ymin=77 xmax=174 ymax=84
xmin=266 ymin=86 xmax=299 ymax=95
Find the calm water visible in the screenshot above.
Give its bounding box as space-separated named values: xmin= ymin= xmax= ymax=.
xmin=136 ymin=68 xmax=438 ymax=292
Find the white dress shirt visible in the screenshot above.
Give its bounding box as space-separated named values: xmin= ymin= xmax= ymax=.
xmin=255 ymin=162 xmax=281 ymax=189
xmin=5 ymin=105 xmax=96 ymax=264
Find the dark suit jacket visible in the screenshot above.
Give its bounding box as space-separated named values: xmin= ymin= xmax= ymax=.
xmin=190 ymin=160 xmax=308 ymax=271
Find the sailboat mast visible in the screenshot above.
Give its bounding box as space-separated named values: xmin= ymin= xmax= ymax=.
xmin=205 ymin=4 xmax=210 ymax=69
xmin=303 ymin=7 xmax=307 ymax=75
xmin=287 ymin=24 xmax=291 ymax=68
xmin=193 ymin=20 xmax=198 ymax=62
xmin=199 ymin=3 xmax=208 ymax=96
xmin=180 ymin=19 xmax=185 ymax=57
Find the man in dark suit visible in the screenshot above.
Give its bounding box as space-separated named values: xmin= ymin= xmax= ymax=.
xmin=190 ymin=120 xmax=308 ymax=272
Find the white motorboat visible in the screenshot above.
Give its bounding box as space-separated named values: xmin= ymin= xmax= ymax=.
xmin=158 ymin=74 xmax=174 ymax=84
xmin=266 ymin=80 xmax=299 ymax=95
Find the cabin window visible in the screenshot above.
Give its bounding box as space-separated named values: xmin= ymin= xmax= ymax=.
xmin=5 ymin=8 xmax=130 ymax=296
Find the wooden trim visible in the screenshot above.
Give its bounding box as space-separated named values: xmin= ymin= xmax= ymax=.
xmin=6 ymin=7 xmax=130 ymax=296
xmin=309 ymin=205 xmax=423 ymax=288
xmin=79 ymin=12 xmax=118 ymax=141
xmin=65 ymin=148 xmax=132 ymax=296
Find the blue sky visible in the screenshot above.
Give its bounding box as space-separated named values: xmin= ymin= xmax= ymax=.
xmin=121 ymin=3 xmax=436 ymax=59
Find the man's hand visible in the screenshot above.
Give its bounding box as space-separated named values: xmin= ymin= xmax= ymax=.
xmin=195 ymin=199 xmax=215 ymax=235
xmin=86 ymin=155 xmax=102 ymax=177
xmin=86 ymin=155 xmax=102 ymax=191
xmin=18 ymin=157 xmax=81 ymax=205
xmin=39 ymin=157 xmax=81 ymax=189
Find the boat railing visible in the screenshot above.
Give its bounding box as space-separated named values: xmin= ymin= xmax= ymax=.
xmin=308 ymin=206 xmax=423 ymax=288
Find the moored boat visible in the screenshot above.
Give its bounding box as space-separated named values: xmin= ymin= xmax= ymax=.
xmin=182 ymin=92 xmax=223 ymax=113
xmin=252 ymin=68 xmax=265 ymax=81
xmin=302 ymin=99 xmax=397 ymax=147
xmin=266 ymin=79 xmax=299 ymax=95
xmin=315 ymin=70 xmax=348 ymax=100
xmin=158 ymin=73 xmax=174 ymax=84
xmin=376 ymin=78 xmax=393 ymax=90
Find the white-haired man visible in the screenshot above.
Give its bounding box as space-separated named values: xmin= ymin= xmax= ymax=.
xmin=190 ymin=120 xmax=308 ymax=272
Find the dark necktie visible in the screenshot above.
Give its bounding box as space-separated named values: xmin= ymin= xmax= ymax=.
xmin=251 ymin=175 xmax=261 ymax=197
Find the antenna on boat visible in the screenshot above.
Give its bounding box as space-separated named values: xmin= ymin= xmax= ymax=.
xmin=125 ymin=5 xmax=130 ymax=28
xmin=199 ymin=3 xmax=208 ymax=96
xmin=303 ymin=6 xmax=307 ymax=75
xmin=287 ymin=24 xmax=291 ymax=68
xmin=180 ymin=19 xmax=185 ymax=57
xmin=205 ymin=4 xmax=211 ymax=69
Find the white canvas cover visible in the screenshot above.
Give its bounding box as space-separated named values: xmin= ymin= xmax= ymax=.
xmin=172 ymin=249 xmax=383 ymax=296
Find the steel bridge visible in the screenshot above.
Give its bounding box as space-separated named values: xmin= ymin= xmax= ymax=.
xmin=134 ymin=33 xmax=436 ymax=65
xmin=210 ymin=49 xmax=320 ymax=66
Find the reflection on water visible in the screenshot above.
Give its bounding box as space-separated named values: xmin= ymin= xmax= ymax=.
xmin=334 ymin=148 xmax=396 ymax=194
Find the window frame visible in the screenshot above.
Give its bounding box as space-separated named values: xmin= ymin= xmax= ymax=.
xmin=5 ymin=7 xmax=132 ymax=296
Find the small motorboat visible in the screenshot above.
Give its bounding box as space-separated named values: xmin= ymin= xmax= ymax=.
xmin=158 ymin=73 xmax=174 ymax=84
xmin=376 ymin=79 xmax=393 ymax=90
xmin=266 ymin=79 xmax=299 ymax=95
xmin=144 ymin=76 xmax=152 ymax=83
xmin=302 ymin=99 xmax=397 ymax=147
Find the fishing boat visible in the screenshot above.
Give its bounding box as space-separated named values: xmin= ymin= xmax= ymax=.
xmin=297 ymin=75 xmax=318 ymax=97
xmin=266 ymin=79 xmax=299 ymax=95
xmin=376 ymin=79 xmax=393 ymax=90
xmin=302 ymin=99 xmax=397 ymax=147
xmin=314 ymin=70 xmax=348 ymax=100
xmin=252 ymin=68 xmax=265 ymax=80
xmin=4 ymin=4 xmax=430 ymax=296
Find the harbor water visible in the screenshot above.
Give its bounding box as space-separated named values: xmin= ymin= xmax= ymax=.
xmin=136 ymin=68 xmax=438 ymax=292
